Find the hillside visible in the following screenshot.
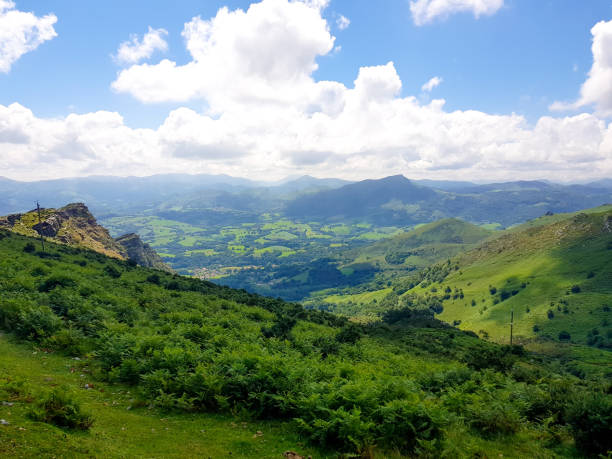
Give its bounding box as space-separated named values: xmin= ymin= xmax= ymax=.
xmin=430 ymin=207 xmax=612 ymax=347
xmin=284 ymin=175 xmax=612 ymax=227
xmin=348 ymin=218 xmax=493 ymax=270
xmin=0 ymin=203 xmax=126 ymax=259
xmin=339 ymin=206 xmax=612 ymax=349
xmin=0 ymin=203 xmax=170 ymax=271
xmin=0 ymin=229 xmax=609 ymax=457
xmin=285 ymin=175 xmax=438 ymax=223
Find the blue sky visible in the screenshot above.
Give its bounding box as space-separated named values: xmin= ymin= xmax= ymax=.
xmin=1 ymin=0 xmax=612 ymax=182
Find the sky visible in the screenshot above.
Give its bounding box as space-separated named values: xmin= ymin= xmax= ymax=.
xmin=1 ymin=0 xmax=612 ymax=182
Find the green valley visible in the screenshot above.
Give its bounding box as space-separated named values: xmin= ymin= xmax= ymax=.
xmin=1 ymin=228 xmax=610 ymax=457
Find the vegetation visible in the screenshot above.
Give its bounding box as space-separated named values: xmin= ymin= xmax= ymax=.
xmin=0 ymin=229 xmax=610 ymax=456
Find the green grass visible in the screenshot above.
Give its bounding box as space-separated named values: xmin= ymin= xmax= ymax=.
xmin=0 ymin=334 xmax=325 ymax=458
xmin=433 ymin=210 xmax=612 ymax=346
xmin=0 ymin=229 xmax=608 ymax=457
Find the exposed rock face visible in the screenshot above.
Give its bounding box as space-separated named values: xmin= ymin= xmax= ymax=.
xmin=0 ymin=203 xmax=125 ymax=259
xmin=115 ymin=233 xmax=172 ymax=272
xmin=604 ymin=215 xmax=612 ymax=233
xmin=0 ymin=203 xmax=170 ymax=271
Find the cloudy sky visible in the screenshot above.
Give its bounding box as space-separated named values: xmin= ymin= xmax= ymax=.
xmin=1 ymin=0 xmax=612 ymax=182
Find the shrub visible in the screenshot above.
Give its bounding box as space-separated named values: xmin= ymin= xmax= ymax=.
xmin=547 ymin=310 xmax=554 ymax=319
xmin=104 ymin=265 xmax=122 ymax=278
xmin=533 ymin=325 xmax=540 ymax=332
xmin=565 ymin=392 xmax=612 ymax=456
xmin=570 ymin=285 xmax=581 ymax=294
xmin=146 ymin=274 xmax=161 ymax=285
xmin=15 ymin=306 xmax=61 ymax=340
xmin=42 ymin=328 xmax=87 ymax=355
xmin=558 ymin=331 xmax=571 ymax=341
xmin=23 ymin=242 xmax=36 ymax=253
xmin=469 ymin=399 xmax=524 ymax=436
xmin=489 ymin=286 xmax=497 ymax=295
xmin=335 ymin=324 xmax=362 ymax=344
xmin=28 ymin=388 xmax=93 ymax=430
xmin=38 ymin=275 xmax=77 ymax=292
xmin=374 ymin=399 xmax=443 ymax=454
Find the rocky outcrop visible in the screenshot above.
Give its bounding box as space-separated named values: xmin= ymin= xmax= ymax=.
xmin=115 ymin=233 xmax=172 ymax=272
xmin=0 ymin=203 xmax=170 ymax=270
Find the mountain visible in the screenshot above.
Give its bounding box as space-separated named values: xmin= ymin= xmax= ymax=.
xmin=413 ymin=179 xmax=478 ymax=191
xmin=0 ymin=228 xmax=608 ymax=457
xmin=0 ymin=203 xmax=170 ymax=270
xmin=285 ymin=175 xmax=612 ymax=227
xmin=0 ymin=203 xmax=126 ymax=259
xmin=348 ymin=218 xmax=494 ymax=270
xmin=285 ymin=175 xmax=438 ymax=222
xmin=430 ymin=206 xmax=612 ymax=346
xmin=587 ymin=178 xmax=612 ymax=189
xmin=270 ymin=175 xmax=352 ymax=193
xmin=115 ymin=233 xmax=172 ymax=271
xmin=0 ymin=174 xmax=259 ymax=216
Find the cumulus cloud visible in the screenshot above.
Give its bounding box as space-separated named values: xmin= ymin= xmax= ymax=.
xmin=336 ymin=15 xmax=350 ymax=30
xmin=0 ymin=0 xmax=57 ymax=73
xmin=2 ymin=0 xmax=612 ymax=183
xmin=112 ymin=0 xmax=335 ymax=110
xmin=115 ymin=26 xmax=168 ymax=64
xmin=551 ymin=19 xmax=612 ymax=117
xmin=422 ymin=76 xmax=443 ymax=92
xmin=410 ymin=0 xmax=504 ymax=26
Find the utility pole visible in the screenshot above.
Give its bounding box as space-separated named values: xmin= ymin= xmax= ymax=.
xmin=510 ymin=308 xmax=514 ymax=346
xmin=36 ymin=201 xmax=45 ymax=252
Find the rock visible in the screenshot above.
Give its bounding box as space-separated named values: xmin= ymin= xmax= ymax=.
xmin=114 ymin=233 xmax=173 ymax=272
xmin=283 ymin=452 xmax=310 ymax=459
xmin=1 ymin=402 xmax=14 ymax=407
xmin=0 ymin=419 xmax=9 ymax=426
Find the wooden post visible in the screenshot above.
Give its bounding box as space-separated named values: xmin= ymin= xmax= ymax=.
xmin=510 ymin=308 xmax=514 ymax=346
xmin=36 ymin=201 xmax=45 ymax=252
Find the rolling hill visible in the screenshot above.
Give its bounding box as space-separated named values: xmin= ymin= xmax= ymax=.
xmin=0 ymin=227 xmax=610 ymax=457
xmin=327 ymin=206 xmax=612 ymax=350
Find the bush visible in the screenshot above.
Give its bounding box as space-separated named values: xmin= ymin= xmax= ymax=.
xmin=558 ymin=331 xmax=571 ymax=341
xmin=570 ymin=285 xmax=581 ymax=294
xmin=565 ymin=392 xmax=612 ymax=456
xmin=28 ymin=388 xmax=93 ymax=430
xmin=23 ymin=242 xmax=36 ymax=253
xmin=104 ymin=265 xmax=122 ymax=279
xmin=15 ymin=306 xmax=61 ymax=340
xmin=375 ymin=399 xmax=442 ymax=454
xmin=38 ymin=275 xmax=77 ymax=292
xmin=146 ymin=274 xmax=161 ymax=285
xmin=469 ymin=399 xmax=524 ymax=436
xmin=547 ymin=310 xmax=554 ymax=319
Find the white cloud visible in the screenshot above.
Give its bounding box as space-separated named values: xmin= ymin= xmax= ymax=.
xmin=410 ymin=0 xmax=503 ymax=26
xmin=422 ymin=76 xmax=443 ymax=92
xmin=0 ymin=0 xmax=57 ymax=73
xmin=112 ymin=0 xmax=335 ymax=110
xmin=115 ymin=26 xmax=168 ymax=64
xmin=551 ymin=19 xmax=612 ymax=117
xmin=1 ymin=0 xmax=612 ymax=183
xmin=336 ymin=15 xmax=350 ymax=30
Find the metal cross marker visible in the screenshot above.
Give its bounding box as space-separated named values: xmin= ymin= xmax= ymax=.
xmin=36 ymin=201 xmax=45 ymax=252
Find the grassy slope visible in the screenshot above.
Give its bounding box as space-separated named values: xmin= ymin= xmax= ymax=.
xmin=0 ymin=334 xmax=323 ymax=458
xmin=1 ymin=230 xmax=603 ymax=457
xmin=431 ymin=208 xmax=612 ymax=345
xmin=346 ymin=218 xmax=493 ymax=271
